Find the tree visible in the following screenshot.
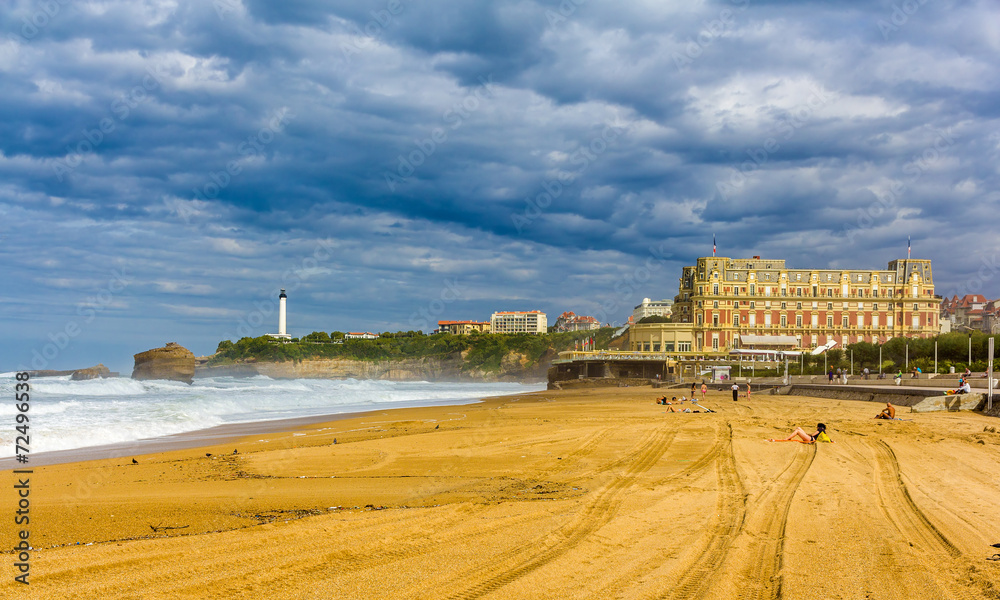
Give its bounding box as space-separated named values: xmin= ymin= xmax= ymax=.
xmin=216 ymin=340 xmax=235 ymax=354
xmin=638 ymin=315 xmax=672 ymax=323
xmin=302 ymin=331 xmax=331 ymax=343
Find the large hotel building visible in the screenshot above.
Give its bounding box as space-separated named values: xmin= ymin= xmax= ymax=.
xmin=668 ymin=256 xmax=940 ymax=353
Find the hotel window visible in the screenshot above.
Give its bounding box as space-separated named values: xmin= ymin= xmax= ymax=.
xmin=750 ymin=285 xmax=756 ymax=295
xmin=811 ymin=314 xmax=818 ymax=326
xmin=796 ymin=302 xmax=802 ymax=309
xmin=780 ymin=315 xmax=787 ymax=327
xmin=796 ymin=315 xmax=802 ymax=327
xmin=749 ymin=301 xmax=756 ymax=308
xmin=842 ymin=316 xmax=848 ymax=327
xmin=912 ymin=315 xmax=920 ymax=328
xmin=749 ymin=314 xmax=756 ymax=325
xmin=827 ymin=288 xmax=833 ymax=297
xmin=678 ymin=342 xmax=691 ymax=352
xmin=827 ymin=302 xmax=833 ymax=310
xmin=714 ymin=301 xmax=719 ymax=308
xmin=781 ymin=302 xmax=787 ymax=309
xmin=857 ymin=314 xmax=864 ymax=327
xmin=697 ymin=314 xmax=703 ymax=325
xmin=827 ymin=316 xmax=833 ymax=327
xmin=712 ymin=336 xmax=720 ymax=350
xmin=913 ymin=303 xmax=918 ymax=311
xmin=713 ymin=284 xmax=719 ymax=295
xmin=887 ymin=315 xmax=893 ymax=327
xmin=873 ymin=303 xmax=879 ymax=310
xmin=733 ymin=314 xmax=739 ymax=326
xmin=653 ymin=343 xmax=660 ymax=351
xmin=796 ymin=273 xmax=801 ymax=281
xmin=872 ymin=315 xmax=879 ymax=328
xmin=712 ymin=314 xmax=719 ymax=326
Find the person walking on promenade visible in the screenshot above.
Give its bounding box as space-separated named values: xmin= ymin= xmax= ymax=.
xmin=863 ymin=367 xmax=870 ymax=380
xmin=828 ymin=369 xmax=834 ymax=383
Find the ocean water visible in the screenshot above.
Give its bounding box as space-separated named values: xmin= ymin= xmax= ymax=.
xmin=0 ymin=373 xmax=544 ymax=456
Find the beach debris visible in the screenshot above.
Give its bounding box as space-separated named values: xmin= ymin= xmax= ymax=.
xmin=131 ymin=458 xmax=138 ymax=465
xmin=149 ymin=524 xmax=190 ymax=533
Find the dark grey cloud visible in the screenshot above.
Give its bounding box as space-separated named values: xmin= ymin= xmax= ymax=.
xmin=2 ymin=0 xmax=999 ymax=371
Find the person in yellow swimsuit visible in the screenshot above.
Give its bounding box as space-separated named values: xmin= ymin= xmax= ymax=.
xmin=770 ymin=423 xmax=833 ymax=443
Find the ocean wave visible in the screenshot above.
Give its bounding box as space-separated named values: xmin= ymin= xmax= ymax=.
xmin=0 ymin=378 xmax=545 ymax=455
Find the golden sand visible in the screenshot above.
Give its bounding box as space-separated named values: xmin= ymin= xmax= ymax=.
xmin=3 ymin=387 xmax=999 ymax=599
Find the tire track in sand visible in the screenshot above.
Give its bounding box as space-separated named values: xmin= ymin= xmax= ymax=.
xmin=735 ymin=441 xmax=815 ymax=600
xmin=865 ymin=439 xmax=982 ymax=600
xmin=175 ymin=429 xmax=632 ymax=596
xmin=655 ymin=435 xmax=814 ymax=600
xmin=657 ymin=422 xmax=747 ymax=600
xmin=581 ymin=422 xmax=734 ymax=599
xmin=428 ymin=427 xmax=678 ymax=600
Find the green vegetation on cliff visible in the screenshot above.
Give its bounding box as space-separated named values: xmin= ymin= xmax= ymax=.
xmin=209 ymin=328 xmax=619 ymax=372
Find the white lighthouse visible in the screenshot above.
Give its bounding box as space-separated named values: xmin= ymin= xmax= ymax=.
xmin=267 ymin=288 xmax=292 ymax=340
xmin=279 ymin=288 xmax=287 ymax=336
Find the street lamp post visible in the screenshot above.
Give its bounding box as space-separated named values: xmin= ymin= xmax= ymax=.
xmin=969 ymin=332 xmax=973 ymax=367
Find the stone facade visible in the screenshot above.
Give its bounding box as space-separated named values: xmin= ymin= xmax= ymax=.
xmin=672 ymin=256 xmax=941 ymax=353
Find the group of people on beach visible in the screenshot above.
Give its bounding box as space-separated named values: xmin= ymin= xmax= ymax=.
xmin=660 ymin=380 xmax=840 ymax=444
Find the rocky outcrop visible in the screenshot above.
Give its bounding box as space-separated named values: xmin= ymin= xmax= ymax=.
xmin=197 ymin=352 xmax=549 ymax=382
xmin=133 ymin=343 xmax=196 ymax=384
xmin=71 ymin=364 xmax=112 ymax=380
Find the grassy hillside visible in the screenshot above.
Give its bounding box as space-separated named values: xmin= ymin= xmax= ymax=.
xmin=208 ymin=328 xmax=619 ymax=372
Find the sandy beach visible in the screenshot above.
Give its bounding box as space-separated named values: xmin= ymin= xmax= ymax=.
xmin=3 ymin=387 xmax=999 ymax=599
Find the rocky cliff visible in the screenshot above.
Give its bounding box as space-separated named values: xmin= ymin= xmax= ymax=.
xmin=133 ymin=343 xmax=196 ymax=384
xmin=196 ymin=351 xmax=550 ymax=382
xmin=71 ymin=364 xmax=112 ymax=380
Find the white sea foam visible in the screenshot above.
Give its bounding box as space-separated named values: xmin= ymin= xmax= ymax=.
xmin=0 ymin=374 xmax=543 ymax=455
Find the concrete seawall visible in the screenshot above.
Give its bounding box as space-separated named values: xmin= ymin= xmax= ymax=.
xmin=778 ymin=384 xmax=934 ymax=407
xmin=779 ymin=384 xmax=999 ymax=416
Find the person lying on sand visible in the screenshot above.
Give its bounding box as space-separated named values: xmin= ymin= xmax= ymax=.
xmin=666 ymin=406 xmax=693 ymax=413
xmin=874 ymin=402 xmax=896 ymax=420
xmin=769 ymin=423 xmax=833 ymax=443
